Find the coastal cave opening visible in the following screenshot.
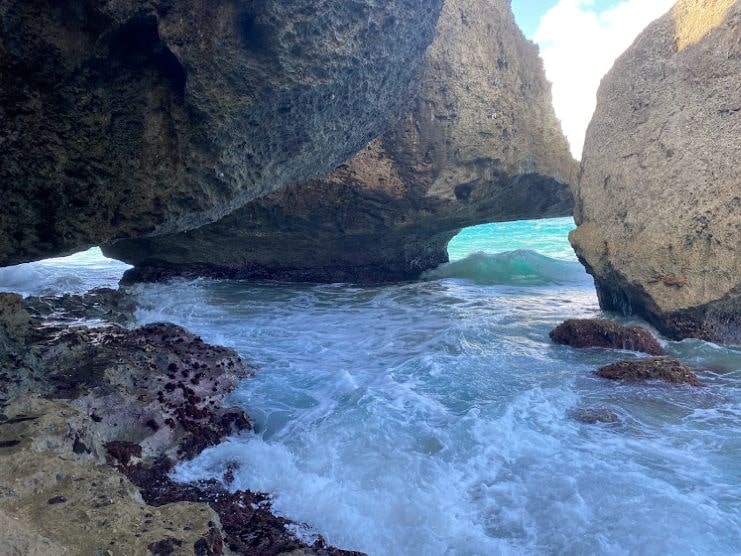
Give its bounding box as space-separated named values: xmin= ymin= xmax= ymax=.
xmin=426 ymin=216 xmax=590 ymax=286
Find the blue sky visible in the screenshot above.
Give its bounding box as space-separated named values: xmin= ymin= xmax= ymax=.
xmin=509 ymin=0 xmax=675 ymax=157
xmin=511 ymin=0 xmax=558 ymax=38
xmin=511 ymin=0 xmax=621 ymax=38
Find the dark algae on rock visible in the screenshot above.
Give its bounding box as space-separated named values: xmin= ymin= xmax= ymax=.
xmin=596 ymin=358 xmax=702 ymax=386
xmin=549 ymin=319 xmax=666 ymax=355
xmin=0 ymin=291 xmax=363 ymax=554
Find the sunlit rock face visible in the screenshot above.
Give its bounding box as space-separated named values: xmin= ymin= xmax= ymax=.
xmin=0 ymin=0 xmax=442 ymax=266
xmin=571 ymin=0 xmax=741 ymax=344
xmin=104 ymin=0 xmax=577 ymax=284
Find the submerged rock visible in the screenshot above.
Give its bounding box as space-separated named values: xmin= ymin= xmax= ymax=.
xmin=549 ymin=319 xmax=666 ymax=355
xmin=595 ymin=358 xmax=702 ymax=386
xmin=23 ymin=287 xmax=138 ymax=326
xmin=571 ymin=408 xmax=621 ymax=424
xmin=570 ymin=0 xmax=741 ymax=344
xmin=104 ymin=0 xmax=576 ymax=284
xmin=0 ymin=0 xmax=443 ymax=266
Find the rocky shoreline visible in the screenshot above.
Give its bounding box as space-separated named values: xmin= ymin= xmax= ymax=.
xmin=0 ymin=289 xmax=363 ymax=555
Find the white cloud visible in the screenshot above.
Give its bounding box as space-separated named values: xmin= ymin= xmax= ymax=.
xmin=533 ymin=0 xmax=675 ymax=159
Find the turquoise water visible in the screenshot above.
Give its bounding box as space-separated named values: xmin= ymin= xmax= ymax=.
xmin=2 ymin=218 xmax=740 ymax=555
xmin=447 ymin=218 xmax=579 ymax=262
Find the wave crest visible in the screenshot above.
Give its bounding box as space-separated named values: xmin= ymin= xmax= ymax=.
xmin=423 ymin=250 xmax=589 ymax=286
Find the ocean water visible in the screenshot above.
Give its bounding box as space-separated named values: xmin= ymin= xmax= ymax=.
xmin=2 ymin=217 xmax=740 ymax=555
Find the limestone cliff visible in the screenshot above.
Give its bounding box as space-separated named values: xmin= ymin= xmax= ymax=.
xmin=104 ymin=0 xmax=577 ymax=283
xmin=570 ymin=0 xmax=740 ymax=344
xmin=0 ymin=0 xmax=442 ymax=266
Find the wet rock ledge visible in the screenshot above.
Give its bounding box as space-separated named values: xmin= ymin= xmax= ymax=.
xmin=0 ymin=290 xmax=362 ymax=555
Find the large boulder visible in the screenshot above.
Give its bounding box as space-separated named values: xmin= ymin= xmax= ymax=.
xmin=570 ymin=0 xmax=741 ymax=344
xmin=104 ymin=0 xmax=577 ymax=284
xmin=0 ymin=0 xmax=442 ymax=266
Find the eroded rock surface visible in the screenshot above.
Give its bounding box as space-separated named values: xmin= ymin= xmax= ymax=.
xmin=570 ymin=408 xmax=621 ymax=424
xmin=0 ymin=0 xmax=443 ymax=266
xmin=0 ymin=292 xmax=362 ymax=554
xmin=549 ymin=319 xmax=666 ymax=355
xmin=571 ymin=0 xmax=741 ymax=343
xmin=23 ymin=287 xmax=138 ymax=326
xmin=595 ymin=358 xmax=702 ymax=386
xmin=104 ymin=0 xmax=576 ymax=284
xmin=0 ymin=397 xmax=225 ymax=555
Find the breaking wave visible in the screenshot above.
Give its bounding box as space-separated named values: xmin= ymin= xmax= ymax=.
xmin=423 ymin=250 xmax=590 ymax=286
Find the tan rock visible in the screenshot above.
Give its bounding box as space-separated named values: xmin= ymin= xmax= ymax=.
xmin=104 ymin=0 xmax=577 ymax=284
xmin=0 ymin=397 xmax=226 ymax=555
xmin=571 ymin=0 xmax=741 ymax=343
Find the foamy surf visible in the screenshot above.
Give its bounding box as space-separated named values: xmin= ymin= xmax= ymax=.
xmin=5 ymin=218 xmax=740 ymax=555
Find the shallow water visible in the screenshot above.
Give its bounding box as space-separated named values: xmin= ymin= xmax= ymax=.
xmin=3 ymin=217 xmax=740 ymax=555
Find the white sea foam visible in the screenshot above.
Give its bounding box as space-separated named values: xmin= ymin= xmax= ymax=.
xmin=142 ymin=272 xmax=741 ymax=555
xmin=4 ymin=221 xmax=739 ymax=555
xmin=0 ymin=247 xmax=129 ymax=296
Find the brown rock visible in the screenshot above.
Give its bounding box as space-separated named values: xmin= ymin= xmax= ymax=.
xmin=549 ymin=319 xmax=666 ymax=355
xmin=0 ymin=293 xmax=31 ymax=345
xmin=595 ymin=358 xmax=702 ymax=386
xmin=571 ymin=408 xmax=620 ymax=424
xmin=0 ymin=0 xmax=443 ymax=265
xmin=570 ymin=0 xmax=741 ymax=344
xmin=103 ymin=0 xmax=576 ymax=284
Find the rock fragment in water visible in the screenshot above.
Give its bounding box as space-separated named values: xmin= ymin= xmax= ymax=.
xmin=595 ymin=358 xmax=702 ymax=386
xmin=23 ymin=287 xmax=138 ymax=326
xmin=549 ymin=319 xmax=666 ymax=355
xmin=571 ymin=408 xmax=620 ymax=424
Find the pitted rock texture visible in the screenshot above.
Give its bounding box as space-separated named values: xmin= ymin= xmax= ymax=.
xmin=0 ymin=397 xmax=227 ymax=556
xmin=0 ymin=292 xmax=362 ymax=554
xmin=104 ymin=0 xmax=576 ymax=284
xmin=549 ymin=319 xmax=666 ymax=356
xmin=23 ymin=287 xmax=138 ymax=326
xmin=595 ymin=358 xmax=702 ymax=386
xmin=0 ymin=0 xmax=443 ymax=266
xmin=570 ymin=0 xmax=741 ymax=344
xmin=1 ymin=293 xmax=253 ymax=460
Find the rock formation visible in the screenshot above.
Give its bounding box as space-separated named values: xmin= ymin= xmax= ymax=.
xmin=0 ymin=291 xmax=361 ymax=554
xmin=549 ymin=319 xmax=666 ymax=355
xmin=595 ymin=358 xmax=702 ymax=386
xmin=0 ymin=0 xmax=442 ymax=266
xmin=104 ymin=0 xmax=577 ymax=284
xmin=570 ymin=0 xmax=741 ymax=344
